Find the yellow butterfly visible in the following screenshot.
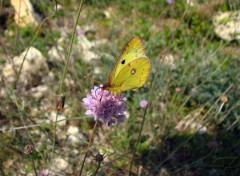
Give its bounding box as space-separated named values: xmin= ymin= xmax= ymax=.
xmin=102 ymin=36 xmax=150 ymax=93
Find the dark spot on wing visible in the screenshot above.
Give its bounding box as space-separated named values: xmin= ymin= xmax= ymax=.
xmin=128 ymin=63 xmax=131 ymax=67
xmin=121 ymin=60 xmax=125 ymax=64
xmin=131 ymin=68 xmax=136 ymax=75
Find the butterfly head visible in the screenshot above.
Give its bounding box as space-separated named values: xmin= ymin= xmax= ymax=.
xmin=102 ymin=82 xmax=111 ymax=91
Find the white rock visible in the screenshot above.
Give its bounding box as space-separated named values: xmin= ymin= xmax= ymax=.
xmin=30 ymin=85 xmax=49 ymax=98
xmin=48 ymin=46 xmax=65 ymax=62
xmin=82 ymin=50 xmax=99 ymax=62
xmin=93 ymin=67 xmax=101 ymax=74
xmin=213 ymin=11 xmax=240 ymax=41
xmin=77 ymin=35 xmax=93 ymax=50
xmin=67 ymin=126 xmax=79 ymax=135
xmin=48 ymin=111 xmax=67 ymax=127
xmin=162 ymin=54 xmax=175 ymax=69
xmin=56 ymin=4 xmax=62 ymax=10
xmin=104 ymin=10 xmax=111 ymax=18
xmin=92 ymin=39 xmax=107 ymax=47
xmin=67 ymin=135 xmax=80 ymax=144
xmin=2 ymin=47 xmax=48 ymax=86
xmin=67 ymin=126 xmax=86 ymax=145
xmin=2 ymin=64 xmax=15 ymax=82
xmin=4 ymin=30 xmax=14 ymax=37
xmin=51 ymin=157 xmax=68 ymax=170
xmin=76 ymin=35 xmax=107 ymax=63
xmin=185 ymin=0 xmax=197 ymax=6
xmin=38 ymin=170 xmax=53 ymax=176
xmin=84 ymin=25 xmax=96 ymax=34
xmin=10 ymin=0 xmax=40 ymax=27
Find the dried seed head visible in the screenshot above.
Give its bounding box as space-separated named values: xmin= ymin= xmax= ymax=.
xmin=56 ymin=95 xmax=65 ymax=112
xmin=220 ymin=95 xmax=228 ymax=103
xmin=93 ymin=152 xmax=106 ymax=163
xmin=24 ymin=145 xmax=34 ymax=155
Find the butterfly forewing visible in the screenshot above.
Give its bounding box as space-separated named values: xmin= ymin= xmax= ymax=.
xmin=109 ymin=36 xmax=146 ymax=81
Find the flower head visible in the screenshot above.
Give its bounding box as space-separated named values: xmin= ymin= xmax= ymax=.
xmin=167 ymin=0 xmax=174 ymax=4
xmin=82 ymin=86 xmax=127 ymax=126
xmin=175 ymin=87 xmax=182 ymax=92
xmin=140 ymin=99 xmax=148 ymax=108
xmin=76 ymin=26 xmax=84 ymax=36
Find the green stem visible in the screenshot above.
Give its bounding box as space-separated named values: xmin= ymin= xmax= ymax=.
xmin=58 ymin=0 xmax=84 ymax=94
xmin=48 ymin=0 xmax=83 ymax=172
xmin=30 ymin=154 xmax=38 ymax=176
xmin=50 ymin=112 xmax=59 ymax=161
xmin=78 ymin=121 xmax=98 ymax=176
xmin=128 ymin=105 xmax=148 ymax=175
xmin=92 ymin=162 xmax=101 ymax=176
xmin=14 ymin=15 xmax=54 ymax=89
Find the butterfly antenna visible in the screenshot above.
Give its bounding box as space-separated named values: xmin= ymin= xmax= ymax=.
xmin=84 ymin=76 xmax=101 ymax=84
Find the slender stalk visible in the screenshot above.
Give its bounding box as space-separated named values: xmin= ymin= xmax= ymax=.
xmin=48 ymin=0 xmax=83 ymax=173
xmin=128 ymin=105 xmax=149 ymax=175
xmin=30 ymin=154 xmax=38 ymax=176
xmin=50 ymin=112 xmax=59 ymax=161
xmin=14 ymin=15 xmax=54 ymax=88
xmin=156 ymin=84 xmax=233 ymax=168
xmin=92 ymin=163 xmax=101 ymax=176
xmin=58 ymin=0 xmax=84 ymax=94
xmin=0 ymin=164 xmax=5 ymax=176
xmin=78 ymin=121 xmax=98 ymax=176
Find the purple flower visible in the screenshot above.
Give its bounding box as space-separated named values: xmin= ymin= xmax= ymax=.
xmin=140 ymin=100 xmax=148 ymax=108
xmin=167 ymin=0 xmax=174 ymax=4
xmin=124 ymin=18 xmax=130 ymax=23
xmin=175 ymin=87 xmax=182 ymax=92
xmin=82 ymin=86 xmax=127 ymax=126
xmin=76 ymin=26 xmax=84 ymax=36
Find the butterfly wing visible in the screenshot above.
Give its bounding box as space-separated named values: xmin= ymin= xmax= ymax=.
xmin=108 ymin=57 xmax=150 ymax=93
xmin=109 ymin=36 xmax=145 ymax=81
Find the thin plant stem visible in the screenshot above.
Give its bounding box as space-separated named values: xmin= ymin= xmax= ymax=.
xmin=128 ymin=105 xmax=149 ymax=175
xmin=47 ymin=0 xmax=83 ymax=173
xmin=78 ymin=121 xmax=98 ymax=176
xmin=50 ymin=112 xmax=59 ymax=161
xmin=14 ymin=15 xmax=54 ymax=89
xmin=0 ymin=164 xmax=5 ymax=176
xmin=30 ymin=154 xmax=38 ymax=176
xmin=156 ymin=84 xmax=233 ymax=168
xmin=92 ymin=163 xmax=101 ymax=176
xmin=0 ymin=116 xmax=90 ymax=132
xmin=58 ymin=0 xmax=84 ymax=94
xmin=13 ymin=4 xmax=56 ymax=78
xmin=46 ymin=112 xmax=59 ymax=175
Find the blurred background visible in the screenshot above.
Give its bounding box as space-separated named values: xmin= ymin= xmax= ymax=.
xmin=0 ymin=0 xmax=240 ymax=175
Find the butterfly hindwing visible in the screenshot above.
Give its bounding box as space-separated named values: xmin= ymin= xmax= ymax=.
xmin=109 ymin=36 xmax=145 ymax=81
xmin=109 ymin=57 xmax=150 ymax=92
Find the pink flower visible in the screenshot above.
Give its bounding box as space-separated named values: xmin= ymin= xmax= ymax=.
xmin=124 ymin=18 xmax=130 ymax=23
xmin=175 ymin=87 xmax=182 ymax=92
xmin=76 ymin=26 xmax=84 ymax=36
xmin=139 ymin=100 xmax=148 ymax=108
xmin=82 ymin=86 xmax=127 ymax=126
xmin=167 ymin=0 xmax=174 ymax=4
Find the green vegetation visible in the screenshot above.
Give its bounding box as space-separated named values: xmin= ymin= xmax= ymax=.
xmin=0 ymin=0 xmax=239 ymax=175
